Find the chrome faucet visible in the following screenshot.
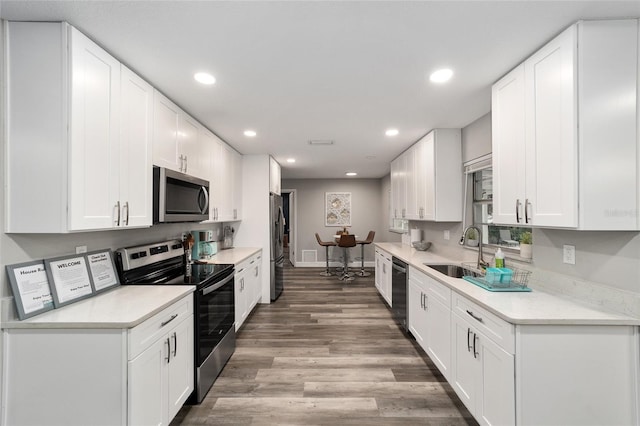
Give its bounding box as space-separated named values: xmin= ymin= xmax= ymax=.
xmin=461 ymin=226 xmax=489 ymax=270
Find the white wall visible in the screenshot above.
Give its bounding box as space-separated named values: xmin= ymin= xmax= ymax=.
xmin=281 ymin=178 xmax=396 ymax=266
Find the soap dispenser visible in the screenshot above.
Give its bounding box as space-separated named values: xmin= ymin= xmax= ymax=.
xmin=494 ymin=248 xmax=505 ymax=268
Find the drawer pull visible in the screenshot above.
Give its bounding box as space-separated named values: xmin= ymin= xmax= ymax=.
xmin=467 ymin=328 xmax=473 ymax=352
xmin=466 ymin=310 xmax=483 ymax=323
xmin=161 ymin=314 xmax=178 ymax=327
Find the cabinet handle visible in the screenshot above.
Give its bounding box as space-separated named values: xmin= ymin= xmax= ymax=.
xmin=165 ymin=338 xmax=171 ymax=363
xmin=241 ymin=277 xmax=245 ymax=291
xmin=234 ymin=208 xmax=237 ymax=219
xmin=255 ymin=266 xmax=259 ymax=277
xmin=467 ymin=328 xmax=473 ymax=352
xmin=172 ymin=332 xmax=177 ymax=357
xmin=424 ymin=294 xmax=428 ymax=311
xmin=184 ymin=156 xmax=188 ymax=173
xmin=123 ymin=201 xmax=129 ymax=226
xmin=515 ymin=199 xmax=521 ymax=223
xmin=161 ymin=314 xmax=178 ymax=327
xmin=525 ymin=199 xmax=531 ymax=224
xmin=466 ymin=310 xmax=483 ymax=323
xmin=473 ymin=333 xmax=479 ymax=359
xmin=383 ymin=264 xmax=386 ymax=274
xmin=114 ymin=201 xmax=121 ymax=226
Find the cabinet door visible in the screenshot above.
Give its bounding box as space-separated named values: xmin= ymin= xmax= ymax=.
xmin=248 ymin=256 xmax=262 ymax=310
xmin=477 ymin=333 xmax=515 ymax=426
xmin=120 ymin=66 xmax=153 ymax=228
xmin=178 ymin=114 xmax=201 ymax=177
xmin=374 ymin=250 xmax=382 ymax=291
xmin=218 ymin=143 xmax=236 ymax=221
xmin=405 ymin=147 xmax=418 ymax=220
xmin=270 ymin=157 xmax=281 ymax=195
xmin=420 ymin=132 xmax=436 ymax=221
xmin=167 ymin=316 xmax=195 ymax=423
xmin=232 ymin=149 xmax=243 ymax=220
xmin=382 ymin=254 xmax=392 ymax=306
xmin=451 ymin=313 xmax=476 ymax=414
xmin=524 ymin=26 xmax=578 ymax=228
xmin=408 ymin=276 xmax=427 ymax=348
xmin=68 ymin=27 xmax=121 ymax=231
xmin=235 ymin=271 xmax=249 ymax=331
xmin=153 ymin=91 xmax=181 ymax=172
xmin=129 ymin=336 xmax=167 ymax=426
xmin=492 ymin=64 xmax=526 ymax=226
xmin=426 ymin=296 xmax=451 ymax=380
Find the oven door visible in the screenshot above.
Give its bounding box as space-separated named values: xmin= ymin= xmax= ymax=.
xmin=195 ymin=269 xmax=235 ymax=366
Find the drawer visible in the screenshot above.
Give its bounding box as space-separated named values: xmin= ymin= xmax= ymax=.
xmin=452 ymin=292 xmax=515 ymax=353
xmin=424 ymin=274 xmax=451 ymax=307
xmin=128 ymin=294 xmax=194 ymax=360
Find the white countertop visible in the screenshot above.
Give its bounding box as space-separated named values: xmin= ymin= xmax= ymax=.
xmin=375 ymin=242 xmax=640 ymax=326
xmin=202 ymin=247 xmax=262 ymax=265
xmin=2 ymin=285 xmax=195 ymax=329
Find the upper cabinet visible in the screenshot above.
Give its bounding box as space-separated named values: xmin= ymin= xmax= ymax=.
xmin=269 ymin=157 xmax=281 ymax=195
xmin=5 ymin=22 xmax=153 ymax=232
xmin=391 ymin=129 xmax=462 ymax=222
xmin=152 ymin=91 xmax=207 ymax=180
xmin=492 ymin=19 xmax=639 ymax=230
xmin=202 ymin=129 xmax=242 ymax=222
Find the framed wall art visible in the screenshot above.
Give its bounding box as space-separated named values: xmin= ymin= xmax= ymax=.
xmin=325 ymin=192 xmax=351 ymax=226
xmin=6 ymin=260 xmax=54 ymax=320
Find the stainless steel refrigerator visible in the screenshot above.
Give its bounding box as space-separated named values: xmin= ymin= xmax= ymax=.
xmin=270 ymin=193 xmax=284 ymax=301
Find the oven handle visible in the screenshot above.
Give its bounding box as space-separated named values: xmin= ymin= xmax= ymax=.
xmin=201 ymin=272 xmax=234 ymax=296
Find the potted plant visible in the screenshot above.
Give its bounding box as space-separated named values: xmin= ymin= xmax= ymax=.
xmin=519 ymin=231 xmax=533 ymax=259
xmin=466 ymin=228 xmax=479 ymax=247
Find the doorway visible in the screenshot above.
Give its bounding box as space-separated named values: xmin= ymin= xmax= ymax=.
xmin=281 ymin=189 xmax=296 ymax=266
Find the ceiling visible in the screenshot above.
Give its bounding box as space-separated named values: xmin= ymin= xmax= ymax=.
xmin=2 ymin=1 xmax=639 ymax=179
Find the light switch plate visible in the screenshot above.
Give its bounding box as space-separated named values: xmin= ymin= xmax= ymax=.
xmin=563 ymin=245 xmax=575 ymax=265
xmin=444 ymin=230 xmax=450 ymax=240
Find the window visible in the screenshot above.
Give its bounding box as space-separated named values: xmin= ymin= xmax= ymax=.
xmin=470 ymin=167 xmax=530 ymax=251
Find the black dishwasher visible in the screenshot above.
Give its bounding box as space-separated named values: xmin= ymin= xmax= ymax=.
xmin=391 ymin=257 xmax=408 ymax=331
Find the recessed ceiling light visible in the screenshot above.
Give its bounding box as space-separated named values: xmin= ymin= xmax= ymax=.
xmin=194 ymin=72 xmax=216 ymax=85
xmin=346 ymin=172 xmax=357 ymax=176
xmin=429 ymin=68 xmax=453 ymax=83
xmin=385 ymin=129 xmax=399 ymax=137
xmin=244 ymin=130 xmax=257 ymax=137
xmin=287 ymin=158 xmax=296 ymax=163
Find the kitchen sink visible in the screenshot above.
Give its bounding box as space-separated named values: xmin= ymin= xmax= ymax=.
xmin=424 ymin=263 xmax=480 ymax=278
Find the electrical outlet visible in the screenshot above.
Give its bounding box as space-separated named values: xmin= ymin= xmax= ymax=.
xmin=75 ymin=245 xmax=87 ymax=254
xmin=444 ymin=230 xmax=450 ymax=240
xmin=563 ymin=245 xmax=576 ymax=265
xmin=181 ymin=233 xmax=187 ymax=241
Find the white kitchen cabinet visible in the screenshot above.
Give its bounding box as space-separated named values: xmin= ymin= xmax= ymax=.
xmin=492 ymin=19 xmax=639 ymax=230
xmin=129 ymin=308 xmax=194 ymax=426
xmin=120 ymin=66 xmax=154 ymax=228
xmin=374 ymin=248 xmax=392 ymax=306
xmin=5 ymin=22 xmax=152 ymax=233
xmin=451 ymin=294 xmax=515 ymax=426
xmin=204 ymin=130 xmax=242 ymax=222
xmin=152 ymin=91 xmax=207 ymax=179
xmin=408 ymin=267 xmax=452 ymax=379
xmin=391 ymin=129 xmax=462 ymax=222
xmin=235 ymin=251 xmax=263 ymax=331
xmin=270 ymin=156 xmax=282 ymax=195
xmin=408 ymin=267 xmax=428 ymax=347
xmin=2 ymin=294 xmax=194 ymax=426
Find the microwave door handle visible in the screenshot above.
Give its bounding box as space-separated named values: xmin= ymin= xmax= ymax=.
xmin=199 ymin=186 xmax=210 ymax=214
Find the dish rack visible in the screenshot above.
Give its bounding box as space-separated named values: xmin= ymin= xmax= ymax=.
xmin=461 ymin=262 xmax=532 ymax=292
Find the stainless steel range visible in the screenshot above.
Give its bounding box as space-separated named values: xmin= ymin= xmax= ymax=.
xmin=115 ymin=240 xmax=235 ymax=404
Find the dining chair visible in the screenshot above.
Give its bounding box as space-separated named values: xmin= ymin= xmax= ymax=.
xmin=355 ymin=231 xmax=375 ymax=277
xmin=315 ymin=233 xmax=337 ymax=276
xmin=337 ymin=234 xmax=357 ymax=281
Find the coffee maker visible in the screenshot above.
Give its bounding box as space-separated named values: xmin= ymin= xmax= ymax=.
xmin=191 ymin=230 xmax=217 ymax=260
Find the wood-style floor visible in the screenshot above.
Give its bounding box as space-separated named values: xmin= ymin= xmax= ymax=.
xmin=171 ymin=260 xmax=477 ymax=425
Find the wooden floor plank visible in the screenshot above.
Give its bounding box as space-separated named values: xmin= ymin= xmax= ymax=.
xmin=171 ymin=264 xmax=477 ymax=426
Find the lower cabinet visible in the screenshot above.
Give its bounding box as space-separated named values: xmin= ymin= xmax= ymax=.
xmin=451 ymin=309 xmax=515 ymax=426
xmin=2 ymin=294 xmax=194 ymax=426
xmin=129 ymin=310 xmax=194 ymax=426
xmin=408 ymin=267 xmax=451 ymax=380
xmin=235 ymin=251 xmax=263 ymax=331
xmin=374 ymin=248 xmax=392 ymax=306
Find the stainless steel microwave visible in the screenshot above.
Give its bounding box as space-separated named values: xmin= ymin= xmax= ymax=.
xmin=153 ymin=167 xmax=210 ymax=223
